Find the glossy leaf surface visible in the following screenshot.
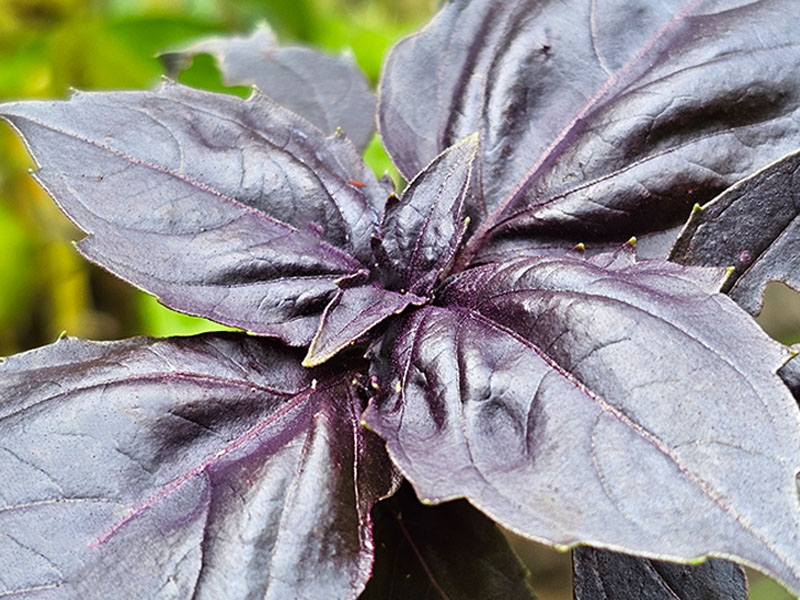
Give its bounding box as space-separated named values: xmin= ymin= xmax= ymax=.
xmin=364 ymin=251 xmax=800 ymax=593
xmin=572 ymin=547 xmax=747 ymax=600
xmin=162 ymin=24 xmax=377 ymax=151
xmin=670 ymin=149 xmax=800 ymax=314
xmin=0 ymin=333 xmax=398 ymax=599
xmin=0 ymin=82 xmax=389 ymax=345
xmin=379 ymin=0 xmax=800 ymax=260
xmin=376 ymin=133 xmax=478 ymax=296
xmin=360 ymin=483 xmax=535 ymax=600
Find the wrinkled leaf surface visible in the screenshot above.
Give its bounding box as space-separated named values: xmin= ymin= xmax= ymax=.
xmin=364 ymin=251 xmax=800 ymax=594
xmin=376 ymin=134 xmax=478 ymax=296
xmin=0 ymin=333 xmax=398 ymax=599
xmin=304 ymin=284 xmax=425 ymax=367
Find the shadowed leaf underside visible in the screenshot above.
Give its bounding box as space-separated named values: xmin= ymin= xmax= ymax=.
xmin=572 ymin=546 xmax=747 ymax=600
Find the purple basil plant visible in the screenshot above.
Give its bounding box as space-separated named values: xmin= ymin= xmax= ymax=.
xmin=2 ymin=1 xmax=800 ymax=598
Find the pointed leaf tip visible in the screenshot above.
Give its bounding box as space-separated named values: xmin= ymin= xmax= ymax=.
xmin=380 ymin=0 xmax=800 ymax=255
xmin=2 ymin=83 xmax=386 ymax=346
xmin=671 ymin=149 xmax=800 ymax=315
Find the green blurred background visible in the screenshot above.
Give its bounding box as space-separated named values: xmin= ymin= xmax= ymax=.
xmin=0 ymin=1 xmax=796 ymax=598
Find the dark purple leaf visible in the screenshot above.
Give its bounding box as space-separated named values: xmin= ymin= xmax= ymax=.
xmin=360 ymin=483 xmax=535 ymax=600
xmin=572 ymin=546 xmax=747 ymax=600
xmin=364 ymin=250 xmax=800 ymax=594
xmin=0 ymin=333 xmax=399 ymax=599
xmin=780 ymin=353 xmax=800 ymax=402
xmin=0 ymin=81 xmax=389 ymax=345
xmin=379 ymin=0 xmax=800 ymax=262
xmin=303 ymin=284 xmax=426 ymax=367
xmin=670 ymin=149 xmax=800 ymax=315
xmin=375 ymin=134 xmax=478 ymax=296
xmin=162 ymin=24 xmax=377 ymax=151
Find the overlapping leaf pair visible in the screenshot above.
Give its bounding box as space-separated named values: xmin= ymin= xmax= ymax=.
xmin=2 ymin=1 xmax=800 ymax=598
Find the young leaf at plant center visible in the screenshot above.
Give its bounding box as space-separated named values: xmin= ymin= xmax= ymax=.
xmin=572 ymin=546 xmax=747 ymax=600
xmin=360 ymin=483 xmax=536 ymax=600
xmin=670 ymin=149 xmax=800 ymax=315
xmin=303 ymin=134 xmax=481 ymax=367
xmin=303 ymin=284 xmax=426 ymax=367
xmin=379 ymin=0 xmax=800 ymax=263
xmin=0 ymin=81 xmax=391 ymax=346
xmin=161 ymin=24 xmax=377 ymax=151
xmin=374 ymin=133 xmax=478 ymax=297
xmin=364 ymin=250 xmax=800 ymax=594
xmin=0 ymin=333 xmax=398 ymax=600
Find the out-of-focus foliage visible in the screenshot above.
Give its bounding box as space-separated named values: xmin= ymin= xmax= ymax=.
xmin=759 ymin=283 xmax=800 ymax=346
xmin=0 ymin=0 xmax=434 ymax=355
